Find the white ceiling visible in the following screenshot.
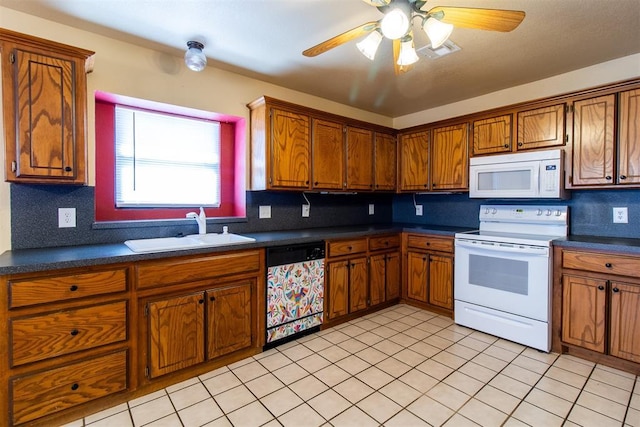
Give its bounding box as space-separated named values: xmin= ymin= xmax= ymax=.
xmin=2 ymin=0 xmax=639 ymax=117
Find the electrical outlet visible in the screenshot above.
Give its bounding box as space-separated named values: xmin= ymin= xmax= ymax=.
xmin=369 ymin=204 xmax=375 ymax=215
xmin=613 ymin=207 xmax=628 ymax=223
xmin=302 ymin=204 xmax=310 ymax=217
xmin=259 ymin=205 xmax=271 ymax=219
xmin=416 ymin=205 xmax=423 ymax=216
xmin=58 ymin=208 xmax=76 ymax=228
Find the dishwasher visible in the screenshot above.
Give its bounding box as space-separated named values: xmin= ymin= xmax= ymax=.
xmin=265 ymin=241 xmax=325 ymax=349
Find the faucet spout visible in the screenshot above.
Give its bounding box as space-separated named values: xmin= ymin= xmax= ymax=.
xmin=186 ymin=207 xmax=207 ymax=234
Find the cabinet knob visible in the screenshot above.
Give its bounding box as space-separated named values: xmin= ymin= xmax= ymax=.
xmin=314 ymin=181 xmax=318 ymax=185
xmin=64 ymin=166 xmax=72 ymax=172
xmin=598 ymin=285 xmax=605 ymax=291
xmin=71 ymin=383 xmax=79 ymax=391
xmin=70 ymin=329 xmax=79 ymax=336
xmin=209 ymin=296 xmax=216 ymax=301
xmin=198 ymin=299 xmax=204 ymax=304
xmin=433 ymin=183 xmax=437 ymax=187
xmin=606 ymin=176 xmax=612 ymax=180
xmin=620 ymin=175 xmax=627 ymax=180
xmin=69 ymin=285 xmax=78 ymax=291
xmin=518 ymin=142 xmax=523 ymax=147
xmin=605 ymin=263 xmax=612 ymax=268
xmin=613 ymin=287 xmax=620 ymax=293
xmin=348 ymin=246 xmax=352 ymax=251
xmin=504 ymin=144 xmax=509 ymax=148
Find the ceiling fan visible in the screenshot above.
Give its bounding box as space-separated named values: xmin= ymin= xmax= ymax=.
xmin=303 ymin=0 xmax=525 ymax=75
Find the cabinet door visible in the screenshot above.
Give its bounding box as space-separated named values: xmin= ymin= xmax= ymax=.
xmin=428 ymin=255 xmax=453 ymax=310
xmin=270 ymin=108 xmax=310 ymax=189
xmin=206 ymin=281 xmax=253 ymax=359
xmin=11 ymin=49 xmax=81 ymax=182
xmin=374 ymin=132 xmax=397 ymax=191
xmin=407 ymin=251 xmax=428 ymax=302
xmin=571 ymin=95 xmax=616 ymax=186
xmin=346 ymin=126 xmax=373 ymax=190
xmin=349 ymin=257 xmax=369 ymax=313
xmin=618 ymin=89 xmax=640 ymax=185
xmin=147 ymin=292 xmax=205 ymax=378
xmin=327 ymin=260 xmax=349 ymax=319
xmin=385 ymin=251 xmax=401 ymax=301
xmin=312 ymin=118 xmax=344 ymax=190
xmin=516 ymin=104 xmax=565 ymax=150
xmin=369 ymin=254 xmax=386 ymax=307
xmin=609 ymin=281 xmax=640 ymax=362
xmin=431 ymin=123 xmax=469 ymax=191
xmin=472 ymin=114 xmax=512 ymax=156
xmin=399 ymin=131 xmax=429 ymax=191
xmin=561 ymin=275 xmax=606 ymax=353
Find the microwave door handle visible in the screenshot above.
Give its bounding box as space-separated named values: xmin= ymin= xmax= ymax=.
xmin=534 ymin=165 xmax=541 ymax=196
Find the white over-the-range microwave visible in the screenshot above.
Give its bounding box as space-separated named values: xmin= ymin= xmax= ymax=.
xmin=469 ymin=149 xmax=567 ymax=199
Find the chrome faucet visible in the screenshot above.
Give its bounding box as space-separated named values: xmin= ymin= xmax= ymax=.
xmin=186 ymin=207 xmax=207 ymax=234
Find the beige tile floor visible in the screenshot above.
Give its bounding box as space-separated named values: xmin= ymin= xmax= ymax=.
xmin=62 ymin=304 xmax=640 ymax=427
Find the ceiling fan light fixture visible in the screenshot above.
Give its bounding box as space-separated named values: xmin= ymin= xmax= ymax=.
xmin=423 ymin=17 xmax=454 ymax=49
xmin=356 ymin=30 xmax=383 ymax=60
xmin=380 ymin=8 xmax=410 ymax=40
xmin=184 ymin=40 xmax=207 ymax=72
xmin=397 ymin=36 xmax=419 ymax=66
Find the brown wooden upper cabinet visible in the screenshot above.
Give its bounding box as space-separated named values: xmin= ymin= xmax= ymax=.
xmin=569 ymin=89 xmax=640 ymax=188
xmin=431 ymin=123 xmax=469 ymax=191
xmin=1 ymin=29 xmax=94 ymax=184
xmin=472 ymin=114 xmax=512 ymax=156
xmin=312 ymin=118 xmax=344 ymax=190
xmin=398 ymin=130 xmax=429 ymax=191
xmin=345 ymin=126 xmax=374 ymax=190
xmin=516 ymin=103 xmax=566 ymax=150
xmin=373 ymin=132 xmax=397 ymax=191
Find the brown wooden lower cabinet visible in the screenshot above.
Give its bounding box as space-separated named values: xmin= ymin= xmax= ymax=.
xmin=403 ymin=233 xmax=454 ymax=316
xmin=555 ymin=247 xmax=640 ymax=373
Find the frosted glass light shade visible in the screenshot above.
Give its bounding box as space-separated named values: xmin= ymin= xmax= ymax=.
xmin=356 ymin=31 xmax=383 ymax=60
xmin=397 ymin=38 xmax=419 ymax=66
xmin=380 ymin=8 xmax=410 ymax=40
xmin=185 ymin=41 xmax=207 ymax=72
xmin=423 ymin=18 xmax=454 ymax=49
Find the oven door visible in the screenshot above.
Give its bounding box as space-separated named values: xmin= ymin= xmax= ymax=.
xmin=454 ymin=238 xmax=551 ymax=321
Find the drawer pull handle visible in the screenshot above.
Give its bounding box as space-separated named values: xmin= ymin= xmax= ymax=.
xmin=70 ymin=285 xmax=78 ymax=291
xmin=71 ymin=383 xmax=79 ymax=391
xmin=70 ymin=329 xmax=79 ymax=336
xmin=348 ymin=246 xmax=352 ymax=251
xmin=64 ymin=166 xmax=73 ymax=172
xmin=598 ymin=285 xmax=605 ymax=291
xmin=613 ymin=287 xmax=620 ymax=293
xmin=605 ymin=263 xmax=612 ymax=268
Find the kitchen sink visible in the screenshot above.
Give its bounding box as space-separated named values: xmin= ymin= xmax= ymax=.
xmin=124 ymin=233 xmax=256 ymax=253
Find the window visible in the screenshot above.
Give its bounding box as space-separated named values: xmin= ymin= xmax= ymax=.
xmin=95 ymin=92 xmax=246 ymax=222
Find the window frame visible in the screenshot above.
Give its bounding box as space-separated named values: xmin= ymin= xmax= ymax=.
xmin=94 ymin=91 xmax=246 ymax=222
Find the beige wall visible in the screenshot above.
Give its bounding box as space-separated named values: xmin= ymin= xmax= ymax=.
xmin=1 ymin=6 xmax=639 ymax=253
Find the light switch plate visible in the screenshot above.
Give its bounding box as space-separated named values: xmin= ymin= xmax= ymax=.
xmin=368 ymin=204 xmax=375 ymax=215
xmin=58 ymin=207 xmax=76 ymax=228
xmin=259 ymin=205 xmax=271 ymax=219
xmin=416 ymin=205 xmax=423 ymax=216
xmin=302 ymin=204 xmax=310 ymax=217
xmin=613 ymin=207 xmax=628 ymax=223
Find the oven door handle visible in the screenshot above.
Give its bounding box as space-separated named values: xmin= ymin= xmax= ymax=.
xmin=455 ymin=239 xmax=549 ymax=256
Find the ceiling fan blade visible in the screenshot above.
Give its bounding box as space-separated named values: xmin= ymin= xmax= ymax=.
xmin=303 ymin=21 xmax=379 ymax=57
xmin=392 ymin=38 xmax=413 ymax=76
xmin=428 ymin=7 xmax=525 ymax=32
xmin=361 ymin=0 xmax=390 ymax=6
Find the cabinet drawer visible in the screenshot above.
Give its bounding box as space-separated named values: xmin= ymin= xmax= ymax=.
xmin=9 ymin=269 xmax=127 ymax=308
xmin=327 ymin=239 xmax=368 ymax=257
xmin=562 ymin=251 xmax=640 ymax=277
xmin=137 ymin=250 xmax=262 ymax=289
xmin=369 ymin=235 xmax=400 ymax=251
xmin=407 ymin=234 xmax=453 ymax=253
xmin=11 ymin=350 xmax=127 ymax=425
xmin=11 ymin=301 xmax=127 ymax=366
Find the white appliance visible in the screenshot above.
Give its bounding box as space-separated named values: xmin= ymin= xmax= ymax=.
xmin=469 ymin=149 xmax=566 ymax=199
xmin=454 ymin=205 xmax=568 ymax=352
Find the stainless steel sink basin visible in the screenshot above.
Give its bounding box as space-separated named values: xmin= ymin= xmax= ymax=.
xmin=124 ymin=233 xmax=255 ymax=253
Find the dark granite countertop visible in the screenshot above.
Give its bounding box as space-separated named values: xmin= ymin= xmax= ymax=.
xmin=0 ymin=224 xmax=472 ymax=275
xmin=553 ymin=235 xmax=640 ymax=255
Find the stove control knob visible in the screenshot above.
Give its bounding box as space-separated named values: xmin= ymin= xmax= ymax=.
xmin=545 ymin=209 xmax=552 ymax=216
xmin=536 ymin=209 xmax=543 ymax=216
xmin=484 ymin=208 xmax=490 ymax=214
xmin=555 ymin=210 xmax=562 ymax=216
xmin=491 ymin=208 xmax=497 ymax=215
